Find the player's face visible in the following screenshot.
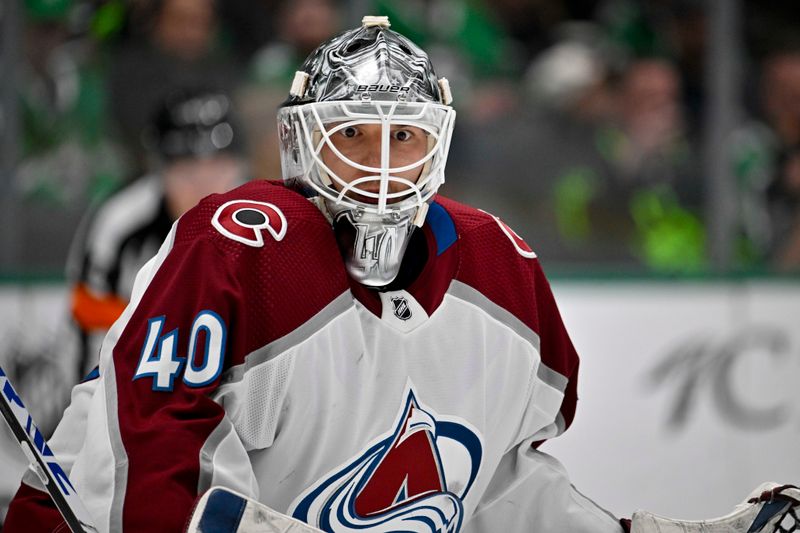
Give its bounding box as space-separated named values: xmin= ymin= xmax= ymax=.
xmin=320 ymin=122 xmax=429 ymax=204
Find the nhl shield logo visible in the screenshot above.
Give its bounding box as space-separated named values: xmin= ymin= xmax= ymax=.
xmin=391 ymin=296 xmax=412 ymax=321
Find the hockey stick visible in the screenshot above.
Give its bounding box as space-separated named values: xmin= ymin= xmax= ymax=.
xmin=0 ymin=365 xmax=98 ymax=532
xmin=187 ymin=486 xmax=323 ymax=533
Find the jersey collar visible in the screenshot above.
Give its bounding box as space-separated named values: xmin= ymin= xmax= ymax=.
xmin=349 ymin=199 xmax=459 ymax=329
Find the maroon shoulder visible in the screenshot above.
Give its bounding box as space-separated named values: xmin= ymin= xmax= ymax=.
xmin=175 ymin=180 xmax=330 ymax=249
xmin=435 ymin=196 xmax=542 ymax=334
xmin=173 ymin=180 xmax=350 ymax=364
xmin=433 ymin=195 xmax=498 ymax=234
xmin=436 ymin=196 xmax=579 ymax=431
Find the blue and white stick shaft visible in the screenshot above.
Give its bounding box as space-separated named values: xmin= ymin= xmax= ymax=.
xmin=0 ymin=365 xmax=98 ymax=532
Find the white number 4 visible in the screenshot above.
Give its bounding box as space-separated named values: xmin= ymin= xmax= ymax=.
xmin=133 ymin=311 xmax=227 ymax=391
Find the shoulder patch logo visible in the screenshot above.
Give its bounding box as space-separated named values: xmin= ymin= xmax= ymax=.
xmin=390 ymin=296 xmax=412 ymax=321
xmin=212 ymin=200 xmax=287 ymax=247
xmin=479 ymin=209 xmax=537 ymax=259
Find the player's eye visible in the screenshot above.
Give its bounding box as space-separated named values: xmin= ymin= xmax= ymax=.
xmin=393 ymin=129 xmax=413 ymax=142
xmin=341 ymin=126 xmax=358 ymax=138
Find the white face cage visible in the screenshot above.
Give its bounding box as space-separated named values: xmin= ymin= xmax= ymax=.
xmin=279 ymin=100 xmax=456 ymax=216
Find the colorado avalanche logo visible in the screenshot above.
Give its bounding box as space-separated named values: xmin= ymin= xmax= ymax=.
xmin=290 ymin=384 xmax=483 ymax=532
xmin=212 ymin=200 xmax=287 ymax=247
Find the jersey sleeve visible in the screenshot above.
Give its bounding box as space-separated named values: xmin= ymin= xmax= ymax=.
xmin=104 ymin=224 xmax=254 ymax=531
xmin=11 ymin=211 xmax=254 ymax=531
xmin=450 ymin=205 xmax=581 ymax=447
xmin=5 ymin=225 xmax=186 ymax=531
xmin=524 ymin=257 xmax=580 ymax=446
xmin=453 ymin=212 xmax=620 ymax=532
xmin=463 ymin=258 xmax=623 ymax=531
xmin=10 ymin=181 xmax=348 ymax=532
xmin=12 ymin=218 xmax=247 ymax=531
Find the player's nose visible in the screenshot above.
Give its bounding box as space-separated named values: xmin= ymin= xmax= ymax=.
xmin=353 ymin=142 xmax=382 ymax=169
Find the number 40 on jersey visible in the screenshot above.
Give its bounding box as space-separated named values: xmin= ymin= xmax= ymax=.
xmin=133 ymin=311 xmax=227 ymax=391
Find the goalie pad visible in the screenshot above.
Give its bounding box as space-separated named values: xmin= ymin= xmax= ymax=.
xmin=186 ymin=486 xmax=323 ymax=533
xmin=631 ymin=483 xmax=800 ymax=533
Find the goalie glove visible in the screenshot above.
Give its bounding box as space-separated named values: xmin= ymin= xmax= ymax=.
xmin=631 ymin=483 xmax=800 ymax=533
xmin=186 ymin=487 xmax=323 ymax=533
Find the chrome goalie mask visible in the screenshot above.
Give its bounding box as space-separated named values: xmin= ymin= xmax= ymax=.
xmin=278 ymin=16 xmax=456 ymax=286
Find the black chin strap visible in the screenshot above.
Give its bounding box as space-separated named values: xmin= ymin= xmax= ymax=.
xmin=380 ymin=227 xmax=428 ymax=292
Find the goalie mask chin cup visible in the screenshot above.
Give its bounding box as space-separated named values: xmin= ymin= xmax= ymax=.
xmin=326 ymin=199 xmax=424 ymax=287
xmin=278 ymin=16 xmax=456 ymax=286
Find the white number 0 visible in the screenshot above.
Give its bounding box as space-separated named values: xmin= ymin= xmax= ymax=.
xmin=133 ymin=311 xmax=227 ymax=391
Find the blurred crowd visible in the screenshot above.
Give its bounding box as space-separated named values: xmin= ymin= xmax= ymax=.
xmin=5 ymin=0 xmax=800 ymax=275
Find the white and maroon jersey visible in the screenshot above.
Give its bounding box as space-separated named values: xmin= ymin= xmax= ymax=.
xmin=6 ymin=181 xmax=623 ymax=533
